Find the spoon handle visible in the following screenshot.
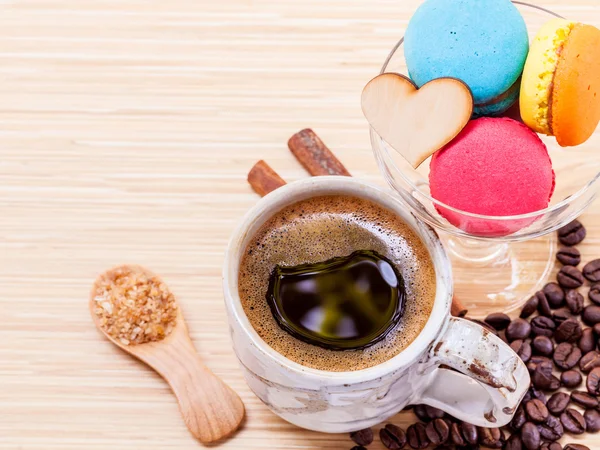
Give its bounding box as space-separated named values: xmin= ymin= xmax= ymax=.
xmin=132 ymin=329 xmax=245 ymax=443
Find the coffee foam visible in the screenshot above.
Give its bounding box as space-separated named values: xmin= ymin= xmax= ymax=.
xmin=238 ymin=195 xmax=436 ymax=372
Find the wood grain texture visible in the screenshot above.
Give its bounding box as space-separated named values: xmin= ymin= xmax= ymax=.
xmin=0 ymin=0 xmax=599 ymax=449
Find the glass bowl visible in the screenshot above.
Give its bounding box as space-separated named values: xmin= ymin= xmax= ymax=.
xmin=371 ymin=1 xmax=600 ymax=315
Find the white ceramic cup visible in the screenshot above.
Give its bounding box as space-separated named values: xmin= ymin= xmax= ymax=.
xmin=223 ymin=177 xmax=530 ymax=433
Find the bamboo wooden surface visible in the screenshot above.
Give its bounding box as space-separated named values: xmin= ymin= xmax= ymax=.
xmin=0 ymin=0 xmax=599 ymax=448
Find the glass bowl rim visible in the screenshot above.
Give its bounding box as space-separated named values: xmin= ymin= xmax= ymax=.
xmin=375 ymin=0 xmax=600 ymax=222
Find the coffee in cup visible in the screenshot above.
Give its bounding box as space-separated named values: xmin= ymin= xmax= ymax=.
xmin=238 ymin=194 xmax=436 ymax=372
xmin=225 ymin=177 xmax=529 ymax=432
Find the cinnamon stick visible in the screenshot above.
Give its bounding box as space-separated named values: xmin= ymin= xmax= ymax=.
xmin=288 ymin=129 xmax=351 ymax=177
xmin=247 ymin=160 xmax=287 ymax=196
xmin=249 ymin=130 xmax=465 ymax=318
xmin=451 ymin=296 xmax=468 ymax=318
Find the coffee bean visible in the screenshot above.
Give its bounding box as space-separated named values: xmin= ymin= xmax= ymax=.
xmin=555 ymin=319 xmax=583 ymax=343
xmin=413 ymin=405 xmax=444 ymax=422
xmin=557 ymin=266 xmax=585 ymax=289
xmin=557 ymin=246 xmax=582 ymax=266
xmin=584 ymin=408 xmax=600 ymax=433
xmin=533 ymin=360 xmax=559 ymax=390
xmin=583 ymin=259 xmax=600 ymax=283
xmin=540 ymin=414 xmax=564 ymax=441
xmin=580 ymin=350 xmax=600 ymax=372
xmin=560 ymin=408 xmax=586 ymax=434
xmin=547 ymin=392 xmax=570 ymax=415
xmin=544 ymin=283 xmax=566 ymax=309
xmin=470 ymin=318 xmax=499 ymax=336
xmin=531 ymin=316 xmax=555 ymax=338
xmin=561 ymin=370 xmax=583 ymax=388
xmin=586 ymin=367 xmax=600 ymax=395
xmin=351 ymin=446 xmax=367 ymax=450
xmin=407 ymin=423 xmax=429 ymax=449
xmin=578 ymin=328 xmax=596 ymax=354
xmin=521 ymin=295 xmax=539 ymax=319
xmin=511 ymin=339 xmax=532 ymax=363
xmin=570 ymin=390 xmax=599 ymax=409
xmin=511 ymin=405 xmax=527 ymax=431
xmin=525 ymin=399 xmax=549 ymax=423
xmin=589 ymin=283 xmax=600 ymax=305
xmin=425 ymin=406 xmax=444 ymax=419
xmin=413 ymin=405 xmax=428 ymax=422
xmin=380 ymin=424 xmax=407 ymax=450
xmin=594 ymin=323 xmax=600 ymax=336
xmin=425 ymin=419 xmax=449 ymax=446
xmin=461 ymin=423 xmax=478 ymax=445
xmin=537 ymin=291 xmax=553 ymax=317
xmin=558 ymin=220 xmax=586 ymax=246
xmin=350 ymin=428 xmax=374 ymax=446
xmin=564 ymin=445 xmax=590 ymax=450
xmin=566 ymin=290 xmax=585 ymax=315
xmin=505 ymin=434 xmax=523 ymax=450
xmin=583 ymin=305 xmax=600 ymax=325
xmin=532 ymin=336 xmax=554 ymax=356
xmin=484 ymin=312 xmax=511 ymax=331
xmin=507 ymin=319 xmax=533 ymax=341
xmin=553 ymin=308 xmax=572 ymax=326
xmin=554 ymin=343 xmax=582 ymax=370
xmin=530 ymin=355 xmax=552 ymax=367
xmin=477 ymin=427 xmax=503 ymax=448
xmin=541 ymin=443 xmax=562 ymax=450
xmin=529 ymin=387 xmax=547 ymax=404
xmin=449 ymin=422 xmax=465 ymax=446
xmin=521 ymin=422 xmax=540 ymax=450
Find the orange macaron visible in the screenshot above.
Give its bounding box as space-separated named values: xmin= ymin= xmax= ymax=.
xmin=553 ymin=24 xmax=600 ymax=146
xmin=520 ymin=20 xmax=600 ymax=147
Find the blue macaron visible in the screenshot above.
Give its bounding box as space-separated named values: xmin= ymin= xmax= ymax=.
xmin=404 ymin=0 xmax=529 ymax=117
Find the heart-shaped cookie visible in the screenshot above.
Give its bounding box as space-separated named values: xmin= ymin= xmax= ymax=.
xmin=361 ymin=73 xmax=474 ymax=168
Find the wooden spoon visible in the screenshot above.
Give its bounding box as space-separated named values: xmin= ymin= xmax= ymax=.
xmin=89 ymin=265 xmax=245 ymax=444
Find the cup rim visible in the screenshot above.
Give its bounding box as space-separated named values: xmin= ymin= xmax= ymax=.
xmin=223 ymin=176 xmax=453 ymax=382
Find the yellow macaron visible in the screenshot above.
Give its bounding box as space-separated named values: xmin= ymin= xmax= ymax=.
xmin=520 ymin=18 xmax=600 ymax=147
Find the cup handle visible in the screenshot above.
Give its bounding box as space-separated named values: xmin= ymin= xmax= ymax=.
xmin=416 ymin=317 xmax=530 ymax=427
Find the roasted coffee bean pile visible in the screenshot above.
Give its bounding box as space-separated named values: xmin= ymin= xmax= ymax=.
xmin=349 ymin=220 xmax=600 ymax=450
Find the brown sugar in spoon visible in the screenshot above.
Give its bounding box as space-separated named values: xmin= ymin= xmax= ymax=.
xmin=89 ymin=265 xmax=245 ymax=444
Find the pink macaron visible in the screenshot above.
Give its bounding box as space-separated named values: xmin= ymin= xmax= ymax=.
xmin=429 ymin=117 xmax=555 ymax=237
